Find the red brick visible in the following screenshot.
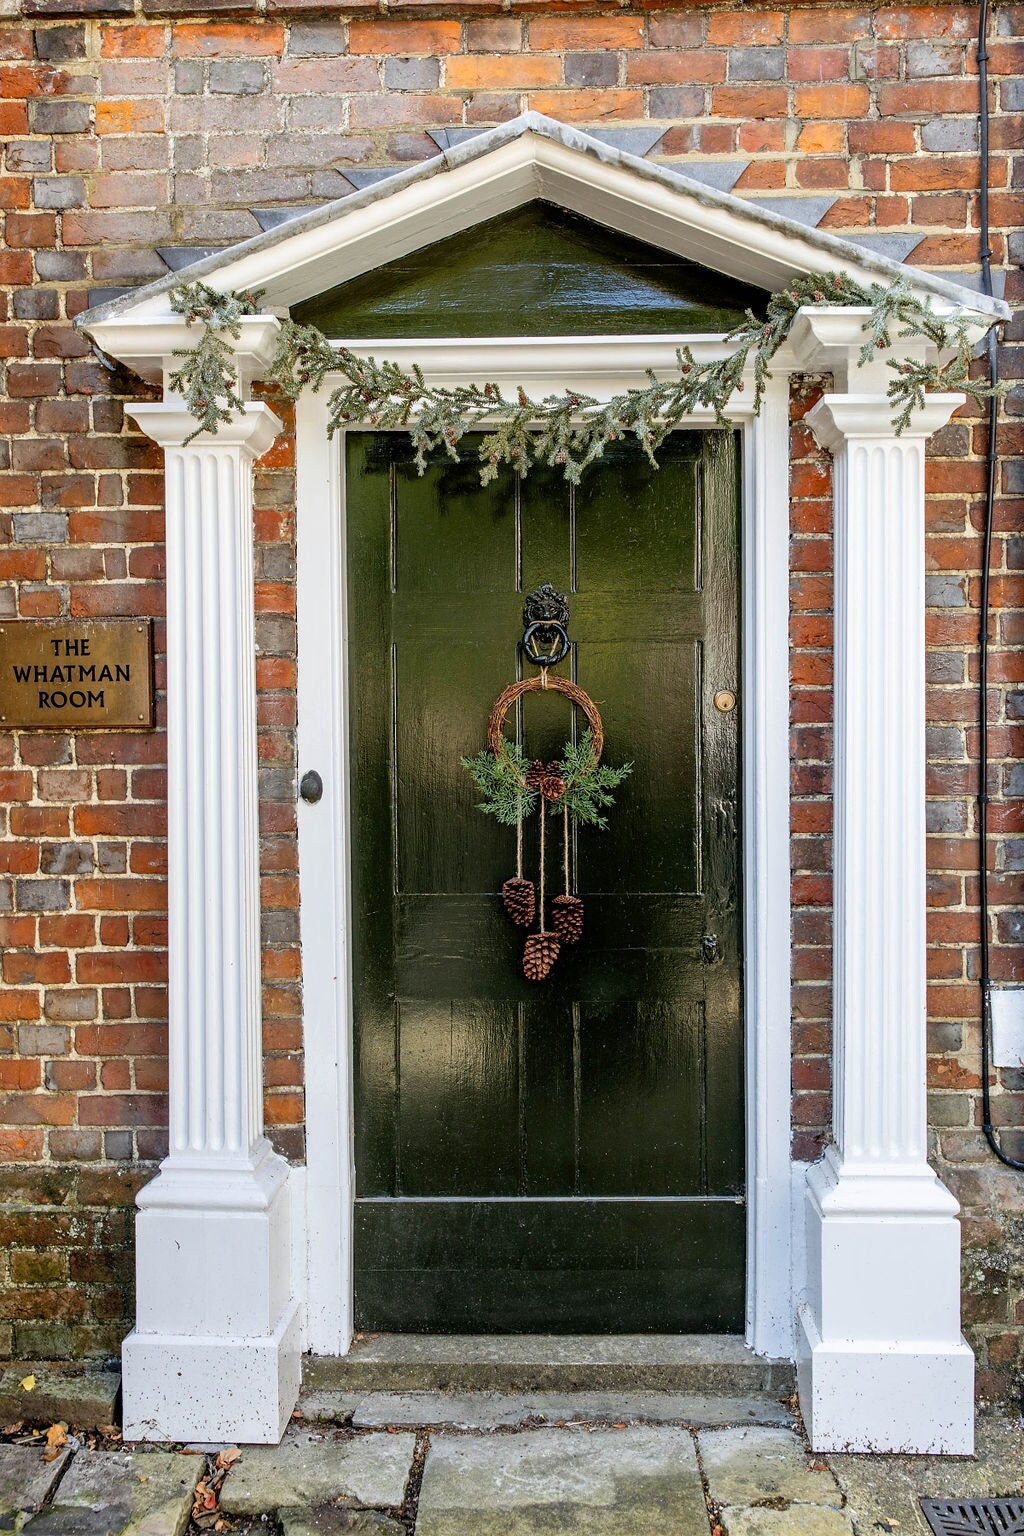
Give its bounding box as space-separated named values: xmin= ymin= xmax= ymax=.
xmin=794 ymin=82 xmax=869 ymax=117
xmin=790 ymin=9 xmax=869 ymax=41
xmin=527 ymin=89 xmax=643 ymax=121
xmin=626 ymin=53 xmax=725 ymax=84
xmin=95 ymin=100 xmax=164 ymax=133
xmin=707 ymin=11 xmax=784 ymax=43
xmin=528 ymin=16 xmax=644 ymax=50
xmin=348 ymin=20 xmax=462 ymax=55
xmin=101 ymin=24 xmax=166 ymax=56
xmin=171 ymin=21 xmax=285 ymax=56
xmin=446 ymin=55 xmax=561 ymax=89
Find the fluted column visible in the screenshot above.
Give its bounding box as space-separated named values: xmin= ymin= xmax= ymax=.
xmin=121 ymin=403 xmax=301 ymax=1444
xmin=796 ymin=380 xmax=974 ymax=1453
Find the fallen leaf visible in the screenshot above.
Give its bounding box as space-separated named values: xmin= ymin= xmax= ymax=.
xmin=215 ymin=1446 xmax=241 ymax=1471
xmin=19 ymin=1376 xmax=35 ymax=1393
xmin=2 ymin=1422 xmax=23 ymax=1436
xmin=291 ymin=1408 xmax=305 ymax=1420
xmin=97 ymin=1425 xmax=121 ymax=1439
xmin=40 ymin=1424 xmax=67 ymax=1463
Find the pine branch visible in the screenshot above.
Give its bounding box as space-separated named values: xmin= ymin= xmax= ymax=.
xmin=462 ymin=741 xmax=538 ymax=826
xmin=168 ymin=282 xmax=265 ymax=443
xmin=548 ymin=730 xmax=633 ymax=831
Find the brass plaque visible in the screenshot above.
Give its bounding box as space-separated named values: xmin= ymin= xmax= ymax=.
xmin=0 ymin=621 xmax=154 ymax=729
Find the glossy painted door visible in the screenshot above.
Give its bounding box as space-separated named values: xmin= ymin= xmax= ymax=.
xmin=347 ymin=430 xmax=743 ymax=1332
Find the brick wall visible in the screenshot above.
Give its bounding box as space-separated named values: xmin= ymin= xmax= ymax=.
xmin=0 ymin=0 xmax=1021 ymax=1397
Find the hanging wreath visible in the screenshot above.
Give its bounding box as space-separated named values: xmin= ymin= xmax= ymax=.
xmin=462 ymin=652 xmax=632 ymax=982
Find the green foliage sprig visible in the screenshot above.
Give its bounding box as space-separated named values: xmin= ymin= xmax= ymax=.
xmin=463 ymin=730 xmax=631 ymax=832
xmin=553 ymin=730 xmax=632 ymax=830
xmin=461 ymin=740 xmax=538 ymax=827
xmin=167 ymin=273 xmax=999 ymax=477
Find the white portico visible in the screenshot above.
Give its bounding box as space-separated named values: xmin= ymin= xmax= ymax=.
xmin=80 ymin=114 xmax=1007 ymax=1453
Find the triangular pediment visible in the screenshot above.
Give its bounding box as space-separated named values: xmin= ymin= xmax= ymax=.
xmin=80 ymin=113 xmax=1005 ymax=336
xmin=294 ymin=203 xmax=768 ymax=339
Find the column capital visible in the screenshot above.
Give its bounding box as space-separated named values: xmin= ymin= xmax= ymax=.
xmin=806 ymin=392 xmax=964 ymax=454
xmin=128 ymin=400 xmax=282 ymax=457
xmin=788 ymin=304 xmax=953 ymax=390
xmin=88 ymin=313 xmax=281 ymax=392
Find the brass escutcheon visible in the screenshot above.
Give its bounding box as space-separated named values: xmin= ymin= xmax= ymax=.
xmin=713 ymin=689 xmax=737 ymax=713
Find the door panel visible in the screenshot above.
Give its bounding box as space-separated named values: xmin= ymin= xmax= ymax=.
xmin=347 ymin=430 xmax=743 ymax=1332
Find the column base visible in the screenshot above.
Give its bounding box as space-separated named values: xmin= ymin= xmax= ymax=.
xmin=798 ymin=1148 xmax=974 ymax=1454
xmin=124 ymin=1140 xmax=302 ymax=1443
xmin=798 ymin=1305 xmax=974 ymax=1455
xmin=122 ymin=1298 xmax=302 ymax=1444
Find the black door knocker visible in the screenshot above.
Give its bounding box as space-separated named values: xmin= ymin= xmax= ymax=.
xmin=521 ymin=583 xmax=571 ymax=667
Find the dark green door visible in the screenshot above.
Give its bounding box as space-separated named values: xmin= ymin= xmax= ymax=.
xmin=347 ymin=430 xmax=744 ymax=1333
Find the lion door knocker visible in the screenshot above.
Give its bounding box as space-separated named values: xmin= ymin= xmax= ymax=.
xmin=462 ymin=585 xmax=632 ymax=982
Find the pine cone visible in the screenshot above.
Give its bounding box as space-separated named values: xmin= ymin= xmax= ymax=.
xmin=551 ymin=894 xmax=584 ymax=945
xmin=501 ymin=877 xmax=536 ymax=928
xmin=523 ymin=931 xmax=561 ymax=982
xmin=524 ymin=760 xmax=546 ymax=791
xmin=540 ymin=762 xmax=566 ymax=802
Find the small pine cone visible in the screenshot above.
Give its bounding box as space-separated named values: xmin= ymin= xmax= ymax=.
xmin=551 ymin=894 xmax=584 ymax=945
xmin=523 ymin=931 xmax=561 ymax=982
xmin=540 ymin=763 xmax=566 ymax=802
xmin=524 ymin=760 xmax=546 ymax=791
xmin=501 ymin=877 xmax=536 ymax=928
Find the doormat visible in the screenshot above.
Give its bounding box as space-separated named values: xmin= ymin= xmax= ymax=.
xmin=921 ymin=1499 xmax=1024 ymax=1534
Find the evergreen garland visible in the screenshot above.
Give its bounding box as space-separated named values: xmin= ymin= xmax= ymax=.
xmin=168 ymin=272 xmax=999 ymax=475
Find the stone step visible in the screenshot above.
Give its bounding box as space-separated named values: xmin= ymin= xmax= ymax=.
xmin=302 ymin=1335 xmax=795 ymax=1396
xmin=299 ymin=1388 xmax=796 ymax=1430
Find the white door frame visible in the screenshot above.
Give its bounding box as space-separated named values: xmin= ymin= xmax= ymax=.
xmin=294 ymin=337 xmax=796 ymax=1360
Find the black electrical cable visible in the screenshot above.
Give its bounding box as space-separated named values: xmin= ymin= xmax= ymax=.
xmin=975 ymin=0 xmax=1024 ymax=1169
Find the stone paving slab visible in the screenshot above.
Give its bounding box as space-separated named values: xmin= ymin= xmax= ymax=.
xmin=699 ymin=1426 xmax=843 ymax=1509
xmin=827 ymin=1413 xmax=1024 ymax=1536
xmin=721 ymin=1508 xmax=855 ymax=1535
xmin=0 ymin=1369 xmax=120 ymax=1432
xmin=24 ymin=1450 xmax=197 ymax=1536
xmin=414 ymin=1425 xmax=709 ymax=1535
xmin=0 ymin=1444 xmax=72 ymax=1528
xmin=279 ymin=1509 xmax=405 ymax=1536
xmin=218 ymin=1431 xmax=416 ymax=1516
xmin=341 ymin=1391 xmax=792 ymax=1430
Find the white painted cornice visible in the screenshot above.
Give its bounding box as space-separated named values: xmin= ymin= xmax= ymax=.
xmin=806 ymin=392 xmax=964 ymax=452
xmin=90 ymin=314 xmax=281 ymax=389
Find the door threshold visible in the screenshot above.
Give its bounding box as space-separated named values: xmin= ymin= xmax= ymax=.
xmin=303 ymin=1334 xmax=795 ymax=1395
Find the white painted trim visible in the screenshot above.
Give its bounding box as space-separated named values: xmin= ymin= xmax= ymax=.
xmin=295 ymin=338 xmax=794 ymax=1362
xmin=742 ymin=378 xmax=796 ymax=1359
xmin=295 ymin=398 xmax=354 ymax=1357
